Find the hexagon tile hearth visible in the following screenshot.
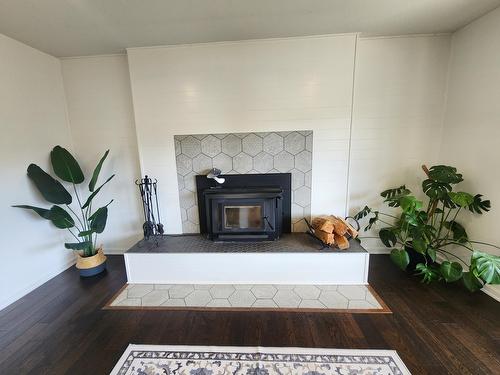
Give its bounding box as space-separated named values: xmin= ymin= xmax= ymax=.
xmin=174 ymin=131 xmax=313 ymax=233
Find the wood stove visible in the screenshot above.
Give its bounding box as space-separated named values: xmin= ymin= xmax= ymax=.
xmin=196 ymin=173 xmax=291 ymax=241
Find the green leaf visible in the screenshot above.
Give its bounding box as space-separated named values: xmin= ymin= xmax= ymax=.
xmin=462 ymin=271 xmax=483 ymax=292
xmin=427 ymin=248 xmax=437 ymax=262
xmin=422 ymin=179 xmax=452 ymax=200
xmin=353 ymin=206 xmax=371 ymax=221
xmin=412 ymin=238 xmax=427 ymax=254
xmin=440 ymin=261 xmax=463 ymax=282
xmin=81 ymin=174 xmax=115 ymax=209
xmin=390 ymin=249 xmax=410 ymax=270
xmin=399 ymin=195 xmax=423 ymax=212
xmin=468 ymin=194 xmax=491 ymax=214
xmin=64 ymin=241 xmax=92 ymax=250
xmin=427 ymin=165 xmax=463 ymax=184
xmin=48 ymin=206 xmax=74 ymax=229
xmin=365 ymin=212 xmax=379 ymax=230
xmin=443 ymin=220 xmax=468 ymax=243
xmin=415 ymin=263 xmax=441 ymax=284
xmin=381 ymin=185 xmax=411 ymax=199
xmin=471 ymin=251 xmax=500 ymax=284
xmin=50 ymin=146 xmax=84 ymax=184
xmin=12 ymin=205 xmax=51 ymax=219
xmin=78 ymin=230 xmax=94 ymax=237
xmin=379 ymin=228 xmax=397 ymax=247
xmin=89 ymin=150 xmax=109 ymax=192
xmin=27 ymin=164 xmax=72 ymax=204
xmin=90 ymin=206 xmax=108 ymax=233
xmin=448 ymin=192 xmax=474 ymax=208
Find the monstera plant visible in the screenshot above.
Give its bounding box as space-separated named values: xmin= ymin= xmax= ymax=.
xmin=13 ymin=146 xmax=113 ymax=276
xmin=355 ymin=165 xmax=500 ymax=292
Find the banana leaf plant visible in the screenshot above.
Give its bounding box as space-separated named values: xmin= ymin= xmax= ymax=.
xmin=13 ymin=146 xmax=113 ymax=257
xmin=354 ymin=165 xmax=500 ymax=292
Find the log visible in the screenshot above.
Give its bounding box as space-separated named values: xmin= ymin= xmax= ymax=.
xmin=312 ymin=217 xmax=335 ymax=233
xmin=334 ymin=233 xmax=350 ymax=250
xmin=337 ymin=217 xmax=358 ymax=238
xmin=328 ymin=216 xmax=348 ymax=236
xmin=314 ymin=229 xmax=335 ymax=245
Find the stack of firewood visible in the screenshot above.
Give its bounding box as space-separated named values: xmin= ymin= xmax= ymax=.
xmin=311 ymin=216 xmax=358 ymax=249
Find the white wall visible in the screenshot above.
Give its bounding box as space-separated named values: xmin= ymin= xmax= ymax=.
xmin=127 ymin=34 xmax=452 ymax=240
xmin=0 ymin=34 xmax=74 ymax=309
xmin=350 ymin=35 xmax=451 ymax=251
xmin=127 ymin=35 xmax=357 ymax=234
xmin=440 ymin=7 xmax=500 ymax=298
xmin=61 ymin=55 xmax=143 ymax=252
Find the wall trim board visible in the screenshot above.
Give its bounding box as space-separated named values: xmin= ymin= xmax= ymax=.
xmin=126 ymin=33 xmax=358 ymax=52
xmin=0 ymin=258 xmax=76 ymax=311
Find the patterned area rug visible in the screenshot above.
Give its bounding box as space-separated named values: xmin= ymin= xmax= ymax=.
xmin=110 ymin=345 xmax=411 ymax=375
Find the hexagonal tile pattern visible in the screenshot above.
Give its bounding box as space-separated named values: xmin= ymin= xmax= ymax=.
xmin=175 ymin=139 xmax=181 ymax=156
xmin=182 ymin=221 xmax=199 ymax=233
xmin=294 ymin=186 xmax=311 ymax=207
xmin=179 ymin=190 xmax=196 ymax=209
xmin=221 ymin=134 xmax=242 ymax=156
xmin=251 ymin=285 xmax=277 ymax=299
xmin=187 ymin=206 xmax=199 ymax=225
xmin=263 ymin=133 xmax=283 ymax=155
xmin=295 ymin=150 xmax=312 ymax=172
xmin=305 ymin=133 xmax=313 ymax=151
xmin=253 ymin=152 xmax=273 ymax=173
xmin=242 ymin=134 xmax=263 ymax=156
xmin=142 ymin=290 xmax=169 ymax=306
xmin=192 ymin=154 xmax=212 ymax=173
xmin=201 ymin=135 xmax=222 ymax=157
xmin=127 ymin=284 xmax=154 ymax=298
xmin=284 ymin=133 xmax=306 ymax=154
xmin=274 ymin=151 xmax=294 ymax=172
xmin=180 ymin=136 xmax=202 ymax=158
xmin=174 ymin=131 xmax=312 ymax=233
xmin=210 ymin=285 xmax=235 ymax=299
xmin=213 ymin=153 xmax=233 ymax=173
xmin=291 ymin=169 xmax=305 ymax=189
xmin=338 ymin=285 xmax=367 ymax=300
xmin=111 ymin=284 xmax=385 ymax=311
xmin=176 ymin=154 xmax=192 ymax=176
xmin=169 ymin=285 xmax=194 ymax=299
xmin=273 ymin=290 xmax=301 ymax=308
xmin=305 ymin=170 xmax=312 ymax=188
xmin=233 ymin=152 xmax=253 ymax=173
xmin=319 ymin=291 xmax=349 ymax=309
xmin=229 ymin=290 xmax=256 ymax=307
xmin=185 ymin=290 xmax=212 ymax=306
xmin=294 ymin=285 xmax=320 ymax=299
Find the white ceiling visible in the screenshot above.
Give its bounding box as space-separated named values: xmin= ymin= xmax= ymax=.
xmin=0 ymin=0 xmax=499 ymax=57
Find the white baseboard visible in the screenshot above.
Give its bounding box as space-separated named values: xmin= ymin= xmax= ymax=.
xmin=481 ymin=285 xmax=500 ymax=302
xmin=0 ymin=257 xmax=76 ymax=311
xmin=103 ymin=248 xmax=126 ymax=255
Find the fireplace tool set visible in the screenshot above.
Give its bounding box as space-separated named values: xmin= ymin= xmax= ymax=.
xmin=136 ymin=175 xmax=164 ymax=240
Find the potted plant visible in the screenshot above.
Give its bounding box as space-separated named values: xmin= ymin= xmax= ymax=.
xmin=13 ymin=146 xmax=114 ymax=277
xmin=354 ymin=165 xmax=500 ymax=292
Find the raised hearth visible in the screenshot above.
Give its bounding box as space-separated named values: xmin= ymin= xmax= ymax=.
xmin=124 ymin=234 xmax=369 ymax=285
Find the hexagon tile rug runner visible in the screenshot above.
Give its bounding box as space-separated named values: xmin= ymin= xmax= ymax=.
xmin=110 ymin=345 xmax=411 ymax=375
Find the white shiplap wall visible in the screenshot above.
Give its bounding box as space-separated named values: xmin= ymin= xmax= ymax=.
xmin=349 ymin=35 xmax=452 ymax=251
xmin=127 ymin=35 xmax=357 ymax=234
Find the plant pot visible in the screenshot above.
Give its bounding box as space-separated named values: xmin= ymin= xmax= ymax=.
xmin=76 ymin=248 xmax=107 ymax=277
xmin=405 ymin=246 xmax=434 ymax=272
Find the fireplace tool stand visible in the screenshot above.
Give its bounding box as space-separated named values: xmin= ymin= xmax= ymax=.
xmin=136 ymin=175 xmax=164 ymax=245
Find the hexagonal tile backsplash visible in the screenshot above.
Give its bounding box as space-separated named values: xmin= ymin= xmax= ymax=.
xmin=174 ymin=131 xmax=313 ymax=233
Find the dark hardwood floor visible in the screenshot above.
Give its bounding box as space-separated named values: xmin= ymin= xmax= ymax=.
xmin=0 ymin=255 xmax=499 ymax=374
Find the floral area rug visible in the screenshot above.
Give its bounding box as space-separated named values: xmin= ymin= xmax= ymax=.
xmin=110 ymin=344 xmax=411 ymax=375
